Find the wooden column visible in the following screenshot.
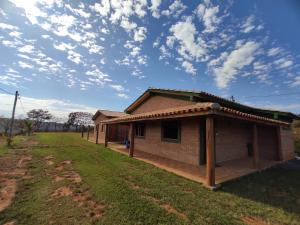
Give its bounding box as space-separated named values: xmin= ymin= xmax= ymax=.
xmin=87 ymin=125 xmax=90 ymax=140
xmin=95 ymin=124 xmax=99 ymax=144
xmin=252 ymin=124 xmax=260 ymax=169
xmin=206 ymin=117 xmax=215 ymax=187
xmin=129 ymin=123 xmax=134 ymax=157
xmin=104 ymin=124 xmax=108 ymax=147
xmin=276 ymin=126 xmax=283 ymax=161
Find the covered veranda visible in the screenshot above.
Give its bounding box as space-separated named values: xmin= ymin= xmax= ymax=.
xmin=102 ymin=103 xmax=288 ymax=188
xmin=107 ymin=142 xmax=280 ymax=186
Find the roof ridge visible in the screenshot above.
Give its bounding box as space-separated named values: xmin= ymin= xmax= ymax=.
xmin=103 ymin=102 xmax=288 ymax=126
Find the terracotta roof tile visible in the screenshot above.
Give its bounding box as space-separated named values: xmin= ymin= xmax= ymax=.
xmin=103 ymin=102 xmax=289 ymax=125
xmin=92 ymin=110 xmax=127 ymax=120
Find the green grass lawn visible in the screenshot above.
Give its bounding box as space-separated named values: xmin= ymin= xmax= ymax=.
xmin=0 ymin=133 xmax=300 ymax=225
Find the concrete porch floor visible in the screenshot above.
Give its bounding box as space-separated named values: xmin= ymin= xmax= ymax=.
xmin=107 ymin=142 xmax=280 ymax=186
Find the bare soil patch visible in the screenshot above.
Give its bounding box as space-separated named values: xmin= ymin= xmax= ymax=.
xmin=242 ymin=216 xmax=272 ymax=225
xmin=160 ymin=203 xmax=188 ymax=221
xmin=0 ymin=149 xmax=32 ymax=213
xmin=47 ymin=157 xmax=106 ymax=220
xmin=2 ymin=220 xmax=16 ymax=225
xmin=0 ymin=178 xmax=17 ymax=212
xmin=44 ymin=155 xmax=55 ymax=166
xmin=52 ymin=186 xmax=73 ymax=197
xmin=143 ymin=195 xmax=188 ymax=221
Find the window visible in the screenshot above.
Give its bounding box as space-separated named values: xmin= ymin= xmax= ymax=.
xmin=101 ymin=124 xmax=104 ymax=132
xmin=161 ymin=120 xmax=181 ymax=142
xmin=135 ymin=123 xmax=145 ymax=138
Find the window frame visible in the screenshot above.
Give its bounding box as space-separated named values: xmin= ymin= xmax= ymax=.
xmin=135 ymin=123 xmax=146 ymax=138
xmin=161 ymin=120 xmax=181 ymax=143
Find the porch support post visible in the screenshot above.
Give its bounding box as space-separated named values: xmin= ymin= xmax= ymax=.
xmin=276 ymin=126 xmax=283 ymax=161
xmin=252 ymin=124 xmax=260 ymax=169
xmin=96 ymin=124 xmax=99 ymax=144
xmin=87 ymin=125 xmax=90 ymax=141
xmin=104 ymin=124 xmax=108 ymax=147
xmin=129 ymin=123 xmax=134 ymax=157
xmin=206 ymin=116 xmax=215 ymax=188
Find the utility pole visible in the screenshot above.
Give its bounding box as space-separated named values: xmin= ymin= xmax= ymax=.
xmin=9 ymin=91 xmax=19 ymax=139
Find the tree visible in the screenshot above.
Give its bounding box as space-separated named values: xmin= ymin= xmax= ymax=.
xmin=66 ymin=112 xmax=93 ymax=131
xmin=27 ymin=109 xmax=53 ymax=131
xmin=0 ymin=117 xmax=10 ymax=136
xmin=24 ymin=120 xmax=33 ymax=136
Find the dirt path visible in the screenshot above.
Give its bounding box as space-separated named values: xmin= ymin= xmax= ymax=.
xmin=0 ymin=150 xmax=32 ymax=212
xmin=43 ymin=156 xmax=106 ymax=222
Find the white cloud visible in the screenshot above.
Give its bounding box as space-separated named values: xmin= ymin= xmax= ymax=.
xmin=250 ymin=102 xmax=300 ymax=113
xmin=169 ymin=19 xmax=206 ymax=60
xmin=274 ymin=57 xmax=293 ymax=69
xmin=241 ymin=15 xmax=256 ymax=33
xmin=110 ymin=84 xmax=125 ymax=92
xmin=210 ymin=41 xmax=261 ymax=88
xmin=0 ymin=93 xmax=98 ymax=119
xmin=85 ymin=67 xmax=111 ymax=85
xmin=65 ymin=4 xmax=90 ymax=18
xmin=18 ymin=45 xmax=35 ymax=54
xmin=130 ymin=46 xmax=141 ymax=57
xmin=291 ymin=76 xmax=300 ymax=87
xmin=53 ymin=42 xmax=75 ymax=51
xmin=159 ymin=45 xmax=171 ymax=60
xmin=2 ymin=40 xmax=18 ymax=48
xmin=134 ymin=0 xmax=148 ymax=17
xmin=117 ymin=93 xmax=129 ymax=99
xmin=166 ymin=36 xmax=175 ymax=48
xmin=182 ymin=61 xmax=196 ymax=75
xmin=161 ymin=0 xmax=187 ymax=17
xmin=150 ymin=0 xmax=161 ymax=18
xmin=18 ymin=61 xmax=33 ymax=69
xmin=9 ymin=31 xmax=22 ymax=38
xmin=91 ymin=0 xmax=110 ymax=17
xmin=8 ymin=0 xmax=52 ymax=24
xmin=196 ymin=0 xmax=221 ymax=33
xmin=0 ymin=22 xmax=18 ymax=30
xmin=267 ymin=47 xmax=282 ymax=57
xmin=67 ymin=50 xmax=82 ymax=64
xmin=41 ymin=34 xmax=50 ymax=39
xmin=120 ymin=18 xmax=137 ymax=31
xmin=133 ymin=27 xmax=147 ymax=42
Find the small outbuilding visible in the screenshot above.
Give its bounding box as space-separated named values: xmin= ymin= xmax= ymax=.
xmin=92 ymin=110 xmax=129 ymax=144
xmin=94 ymin=88 xmax=299 ymax=188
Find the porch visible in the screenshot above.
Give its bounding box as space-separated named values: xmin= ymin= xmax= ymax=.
xmin=107 ymin=142 xmax=279 ymax=186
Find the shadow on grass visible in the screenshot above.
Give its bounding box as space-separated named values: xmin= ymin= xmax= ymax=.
xmin=220 ymin=159 xmax=300 ymax=216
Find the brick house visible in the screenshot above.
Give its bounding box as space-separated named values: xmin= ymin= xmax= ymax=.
xmin=94 ymin=88 xmax=299 ymax=188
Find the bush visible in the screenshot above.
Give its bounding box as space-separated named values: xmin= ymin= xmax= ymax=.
xmin=293 ymin=120 xmax=300 ymax=128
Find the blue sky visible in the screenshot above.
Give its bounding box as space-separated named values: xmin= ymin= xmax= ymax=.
xmin=0 ymin=0 xmax=300 ymax=119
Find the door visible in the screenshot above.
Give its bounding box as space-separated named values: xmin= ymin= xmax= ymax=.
xmin=199 ymin=119 xmax=206 ymax=165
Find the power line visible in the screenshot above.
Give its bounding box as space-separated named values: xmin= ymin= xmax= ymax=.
xmin=0 ymin=87 xmax=14 ymax=95
xmin=18 ymin=96 xmax=27 ymax=115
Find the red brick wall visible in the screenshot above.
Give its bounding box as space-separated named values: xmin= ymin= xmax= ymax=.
xmin=132 ymin=95 xmax=195 ymax=115
xmin=94 ymin=114 xmax=108 ymax=144
xmin=257 ymin=125 xmax=277 ymax=160
xmin=215 ymin=119 xmax=252 ymax=163
xmin=134 ymin=118 xmax=200 ymax=166
xmin=280 ymin=127 xmax=295 ymax=160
